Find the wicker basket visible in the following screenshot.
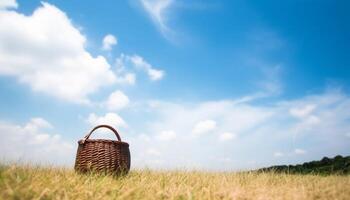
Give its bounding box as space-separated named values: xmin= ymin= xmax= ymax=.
xmin=74 ymin=125 xmax=130 ymax=175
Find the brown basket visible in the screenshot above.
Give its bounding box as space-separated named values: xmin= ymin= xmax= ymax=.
xmin=74 ymin=125 xmax=130 ymax=175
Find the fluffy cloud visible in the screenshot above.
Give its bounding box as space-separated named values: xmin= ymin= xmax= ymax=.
xmin=0 ymin=2 xmax=117 ymax=103
xmin=129 ymin=89 xmax=350 ymax=170
xmin=29 ymin=117 xmax=53 ymax=129
xmin=192 ymin=120 xmax=216 ymax=136
xmin=7 ymin=90 xmax=345 ymax=171
xmin=87 ymin=113 xmax=127 ymax=128
xmin=0 ymin=118 xmax=74 ymax=165
xmin=0 ymin=0 xmax=17 ymax=9
xmin=115 ymin=54 xmax=164 ymax=82
xmin=105 ymin=90 xmax=130 ymax=111
xmin=102 ymin=34 xmax=117 ymax=51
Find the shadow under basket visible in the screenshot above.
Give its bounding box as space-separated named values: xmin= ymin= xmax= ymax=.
xmin=74 ymin=125 xmax=130 ymax=175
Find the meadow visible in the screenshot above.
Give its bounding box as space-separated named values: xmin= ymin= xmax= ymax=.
xmin=1 ymin=164 xmax=349 ymax=200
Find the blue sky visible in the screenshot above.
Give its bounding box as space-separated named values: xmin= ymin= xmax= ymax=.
xmin=0 ymin=0 xmax=349 ymax=170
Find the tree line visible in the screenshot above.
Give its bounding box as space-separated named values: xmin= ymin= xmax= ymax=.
xmin=258 ymin=155 xmax=350 ymax=175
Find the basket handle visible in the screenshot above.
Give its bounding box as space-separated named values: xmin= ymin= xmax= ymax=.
xmin=82 ymin=125 xmax=122 ymax=144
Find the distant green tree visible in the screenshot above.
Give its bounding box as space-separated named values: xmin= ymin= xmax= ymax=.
xmin=257 ymin=155 xmax=350 ymax=175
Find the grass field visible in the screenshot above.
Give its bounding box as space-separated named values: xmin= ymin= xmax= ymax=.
xmin=0 ymin=164 xmax=349 ymax=200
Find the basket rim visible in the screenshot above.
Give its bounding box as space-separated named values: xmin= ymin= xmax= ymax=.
xmin=78 ymin=138 xmax=129 ymax=146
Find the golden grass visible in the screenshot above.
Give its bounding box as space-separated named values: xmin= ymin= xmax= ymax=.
xmin=0 ymin=164 xmax=349 ymax=200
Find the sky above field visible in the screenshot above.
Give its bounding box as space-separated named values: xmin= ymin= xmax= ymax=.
xmin=0 ymin=0 xmax=349 ymax=170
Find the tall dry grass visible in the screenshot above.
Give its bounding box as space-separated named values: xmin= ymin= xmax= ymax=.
xmin=0 ymin=164 xmax=349 ymax=200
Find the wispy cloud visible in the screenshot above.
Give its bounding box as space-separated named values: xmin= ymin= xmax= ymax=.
xmin=258 ymin=65 xmax=283 ymax=95
xmin=140 ymin=0 xmax=175 ymax=40
xmin=116 ymin=54 xmax=165 ymax=81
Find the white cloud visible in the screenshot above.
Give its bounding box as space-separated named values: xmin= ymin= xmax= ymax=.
xmin=27 ymin=117 xmax=53 ymax=129
xmin=258 ymin=65 xmax=283 ymax=95
xmin=0 ymin=118 xmax=74 ymax=165
xmin=128 ymin=54 xmax=164 ymax=81
xmin=156 ymin=130 xmax=176 ymax=141
xmin=0 ymin=0 xmax=17 ymax=9
xmin=140 ymin=0 xmax=174 ymax=39
xmin=4 ymin=89 xmax=344 ymax=169
xmin=0 ymin=2 xmax=117 ymax=103
xmin=192 ymin=119 xmax=216 ymax=136
xmin=102 ymin=34 xmax=117 ymax=51
xmin=85 ymin=113 xmax=128 ymax=141
xmin=115 ymin=54 xmax=164 ymax=81
xmin=147 ymin=68 xmax=164 ymax=81
xmin=289 ymin=104 xmax=321 ymax=133
xmin=115 ymin=55 xmax=137 ymax=85
xmin=294 ymin=148 xmax=306 ymax=155
xmin=273 ymin=152 xmax=284 ymax=157
xmin=87 ymin=112 xmax=127 ymax=128
xmin=129 ymin=89 xmax=350 ymax=170
xmin=303 ymin=115 xmax=320 ymax=125
xmin=289 ymin=104 xmax=316 ymax=118
xmin=219 ymin=132 xmax=236 ymax=141
xmin=105 ymin=90 xmax=130 ymax=111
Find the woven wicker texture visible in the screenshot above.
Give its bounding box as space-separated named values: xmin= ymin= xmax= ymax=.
xmin=74 ymin=125 xmax=130 ymax=175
